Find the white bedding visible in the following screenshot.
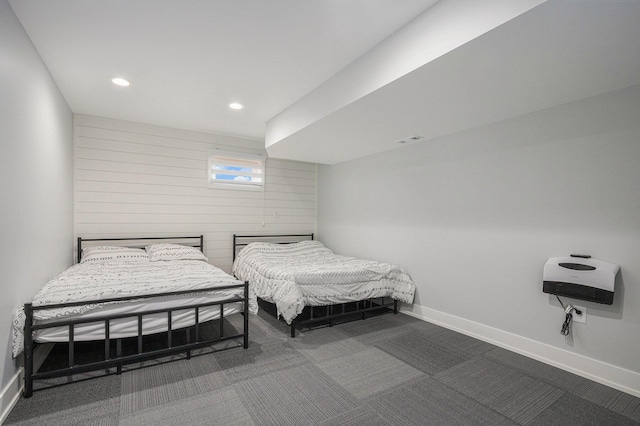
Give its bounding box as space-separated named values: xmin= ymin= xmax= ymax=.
xmin=232 ymin=240 xmax=415 ymax=324
xmin=13 ymin=259 xmax=258 ymax=358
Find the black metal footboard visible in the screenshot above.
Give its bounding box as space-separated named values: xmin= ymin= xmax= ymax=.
xmin=258 ymin=296 xmax=398 ymax=338
xmin=23 ymin=281 xmax=249 ymax=398
xmin=289 ymin=297 xmax=398 ymax=337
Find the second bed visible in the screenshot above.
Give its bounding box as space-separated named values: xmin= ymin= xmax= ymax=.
xmin=232 ymin=234 xmax=415 ymax=336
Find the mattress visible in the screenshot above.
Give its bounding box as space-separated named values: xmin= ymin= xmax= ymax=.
xmin=13 ymin=258 xmax=258 ymax=357
xmin=232 ymin=240 xmax=415 ymax=324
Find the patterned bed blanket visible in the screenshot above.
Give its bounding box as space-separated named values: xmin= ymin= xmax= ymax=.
xmin=232 ymin=240 xmax=415 ymax=324
xmin=12 ymin=259 xmax=257 ymax=358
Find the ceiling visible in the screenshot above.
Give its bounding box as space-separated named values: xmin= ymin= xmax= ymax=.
xmin=10 ymin=0 xmax=640 ymax=165
xmin=267 ymin=0 xmax=640 ymax=163
xmin=9 ymin=0 xmax=438 ymax=138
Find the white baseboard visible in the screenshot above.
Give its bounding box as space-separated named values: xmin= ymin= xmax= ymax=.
xmin=0 ymin=369 xmax=22 ymax=425
xmin=401 ymin=303 xmax=640 ymax=398
xmin=2 ymin=312 xmax=638 ymax=422
xmin=0 ymin=343 xmax=55 ymax=423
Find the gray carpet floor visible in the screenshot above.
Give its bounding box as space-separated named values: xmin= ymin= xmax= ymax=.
xmin=6 ymin=309 xmax=640 ymax=425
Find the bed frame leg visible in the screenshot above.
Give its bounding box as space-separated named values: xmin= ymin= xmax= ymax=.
xmin=116 ymin=339 xmax=122 ymax=375
xmin=290 ymin=324 xmax=296 ymax=338
xmin=394 ymin=299 xmax=398 ymax=314
xmin=243 ymin=281 xmax=249 ymax=349
xmin=185 ymin=328 xmax=192 ymax=359
xmin=23 ymin=303 xmax=34 ymax=398
xmin=243 ymin=313 xmax=249 ymax=349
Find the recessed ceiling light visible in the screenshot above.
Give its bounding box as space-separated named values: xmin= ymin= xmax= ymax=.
xmin=112 ymin=77 xmax=131 ymax=87
xmin=229 ymin=102 xmax=244 ymax=110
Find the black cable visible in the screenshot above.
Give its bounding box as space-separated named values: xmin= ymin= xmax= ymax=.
xmin=555 ymin=294 xmax=582 ymax=315
xmin=561 ymin=312 xmax=572 ymax=336
xmin=556 ymin=295 xmax=577 ymax=336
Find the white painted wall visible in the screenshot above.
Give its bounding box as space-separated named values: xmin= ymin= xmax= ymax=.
xmin=317 ymin=86 xmax=640 ymax=394
xmin=74 ymin=115 xmax=316 ymax=272
xmin=0 ymin=0 xmax=73 ymax=417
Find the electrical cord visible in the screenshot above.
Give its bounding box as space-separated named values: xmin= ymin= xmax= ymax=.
xmin=555 ymin=295 xmax=581 ymax=336
xmin=561 ymin=310 xmax=573 ymax=336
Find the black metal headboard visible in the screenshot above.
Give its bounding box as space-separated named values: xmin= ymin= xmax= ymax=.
xmin=77 ymin=235 xmax=204 ymax=263
xmin=232 ymin=233 xmax=314 ymax=263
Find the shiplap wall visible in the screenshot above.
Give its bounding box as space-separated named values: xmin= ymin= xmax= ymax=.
xmin=74 ymin=114 xmax=316 ymax=272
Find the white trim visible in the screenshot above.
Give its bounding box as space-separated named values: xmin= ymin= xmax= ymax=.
xmin=0 ymin=343 xmax=55 ymax=422
xmin=0 ymin=369 xmax=22 ymax=425
xmin=400 ymin=303 xmax=640 ymax=398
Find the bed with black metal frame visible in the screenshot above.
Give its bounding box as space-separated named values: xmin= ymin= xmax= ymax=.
xmin=232 ymin=233 xmax=402 ymax=338
xmin=22 ymin=235 xmax=249 ymax=398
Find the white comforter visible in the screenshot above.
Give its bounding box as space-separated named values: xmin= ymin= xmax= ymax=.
xmin=12 ymin=259 xmax=257 ymax=357
xmin=232 ymin=240 xmax=415 ymax=324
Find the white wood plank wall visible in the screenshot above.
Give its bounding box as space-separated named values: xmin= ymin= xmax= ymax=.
xmin=74 ymin=114 xmax=316 ymax=272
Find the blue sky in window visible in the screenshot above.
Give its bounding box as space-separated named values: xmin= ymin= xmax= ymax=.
xmin=214 ymin=165 xmax=252 ymax=181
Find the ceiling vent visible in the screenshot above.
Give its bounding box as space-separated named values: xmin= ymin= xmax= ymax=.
xmin=396 ymin=135 xmax=425 ymax=144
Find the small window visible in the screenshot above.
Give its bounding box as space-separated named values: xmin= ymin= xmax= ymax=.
xmin=208 ymin=150 xmax=265 ymax=190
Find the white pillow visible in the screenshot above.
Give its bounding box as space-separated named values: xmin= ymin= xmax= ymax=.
xmin=145 ymin=243 xmax=208 ymax=262
xmin=80 ymin=246 xmax=149 ymax=263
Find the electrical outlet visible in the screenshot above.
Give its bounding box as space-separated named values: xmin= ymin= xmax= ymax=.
xmin=573 ymin=306 xmax=586 ymax=324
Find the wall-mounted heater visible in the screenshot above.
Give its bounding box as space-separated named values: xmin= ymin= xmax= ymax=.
xmin=543 ymin=255 xmax=619 ymax=305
